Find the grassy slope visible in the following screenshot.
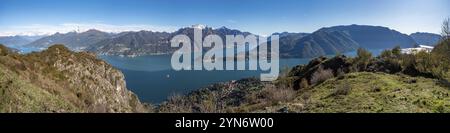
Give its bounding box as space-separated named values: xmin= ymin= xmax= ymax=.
xmin=285 ymin=72 xmax=449 ymax=113
xmin=158 ymin=71 xmax=449 ymax=113
xmin=0 ymin=64 xmax=80 ymax=112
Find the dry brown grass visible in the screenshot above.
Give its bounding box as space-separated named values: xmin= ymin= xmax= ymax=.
xmin=160 ymin=93 xmax=193 ymax=113
xmin=311 ymin=66 xmax=334 ymax=85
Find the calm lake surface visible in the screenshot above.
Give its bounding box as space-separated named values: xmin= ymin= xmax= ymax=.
xmin=100 ymin=55 xmax=311 ymax=103
xmin=100 ymin=49 xmax=383 ymax=103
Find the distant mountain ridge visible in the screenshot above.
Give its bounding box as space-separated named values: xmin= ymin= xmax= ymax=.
xmin=320 ymin=25 xmax=417 ymax=49
xmin=280 ymin=30 xmax=359 ymax=58
xmin=274 ymin=32 xmax=310 ymax=54
xmin=279 ymin=25 xmax=418 ymax=58
xmin=24 ymin=24 xmax=421 ymax=58
xmin=0 ymin=35 xmax=44 ymax=47
xmin=410 ymin=32 xmax=442 ymax=46
xmin=87 ymin=30 xmax=173 ymax=56
xmin=26 ymin=29 xmax=113 ymax=51
xmin=88 ymin=26 xmax=254 ymax=56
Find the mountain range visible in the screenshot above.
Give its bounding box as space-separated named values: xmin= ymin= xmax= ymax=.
xmin=410 ymin=32 xmax=442 ymax=46
xmin=9 ymin=24 xmax=440 ymax=58
xmin=278 ymin=25 xmax=419 ymax=57
xmin=26 ymin=29 xmax=113 ymax=51
xmin=0 ymin=35 xmax=44 ymax=47
xmin=88 ymin=26 xmax=254 ymax=56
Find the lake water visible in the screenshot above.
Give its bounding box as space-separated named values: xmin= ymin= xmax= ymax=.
xmin=100 ymin=49 xmax=383 ymax=103
xmin=100 ymin=55 xmax=311 ymax=103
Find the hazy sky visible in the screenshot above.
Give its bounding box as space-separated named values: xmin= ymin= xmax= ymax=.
xmin=0 ymin=0 xmax=449 ymax=36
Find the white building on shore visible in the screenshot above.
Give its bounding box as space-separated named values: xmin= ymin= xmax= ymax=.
xmin=401 ymin=45 xmax=434 ymax=54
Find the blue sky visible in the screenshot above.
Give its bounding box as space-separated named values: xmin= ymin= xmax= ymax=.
xmin=0 ymin=0 xmax=449 ymax=36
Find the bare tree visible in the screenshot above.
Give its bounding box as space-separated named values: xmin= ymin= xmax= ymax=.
xmin=442 ymin=18 xmax=450 ymax=40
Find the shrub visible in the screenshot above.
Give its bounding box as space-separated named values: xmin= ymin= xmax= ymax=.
xmin=380 ymin=49 xmax=393 ymax=59
xmin=262 ymin=86 xmax=296 ymax=103
xmin=441 ymin=18 xmax=450 ymax=40
xmin=197 ymin=92 xmax=227 ymax=113
xmin=311 ymin=66 xmax=334 ymax=85
xmin=275 ymin=77 xmax=296 ymax=89
xmin=279 ymin=65 xmax=291 ymax=78
xmin=392 ymin=46 xmax=402 ymax=57
xmin=336 ymin=68 xmax=345 ymax=79
xmin=299 ymin=78 xmax=309 ymax=89
xmin=376 ymin=47 xmax=414 ymax=74
xmin=380 ymin=46 xmax=400 ymax=60
xmin=411 ymin=50 xmax=447 ymax=79
xmin=432 ymin=39 xmax=450 ymax=63
xmin=332 ymin=84 xmax=351 ymax=96
xmin=353 ymin=48 xmax=372 ymax=71
xmin=0 ymin=44 xmax=11 ymax=56
xmin=276 ymin=66 xmax=295 ymax=89
xmin=162 ymin=93 xmax=193 ymax=113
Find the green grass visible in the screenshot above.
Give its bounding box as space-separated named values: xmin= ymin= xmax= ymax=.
xmin=291 ymin=72 xmax=450 ymax=113
xmin=0 ymin=64 xmax=80 ymax=113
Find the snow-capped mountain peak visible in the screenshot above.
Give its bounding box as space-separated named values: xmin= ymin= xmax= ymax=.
xmin=191 ymin=24 xmax=206 ymax=29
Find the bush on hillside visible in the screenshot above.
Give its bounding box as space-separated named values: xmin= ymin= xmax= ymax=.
xmin=392 ymin=46 xmax=402 ymax=57
xmin=299 ymin=78 xmax=309 ymax=89
xmin=433 ymin=39 xmax=450 ymax=62
xmin=353 ymin=48 xmax=372 ymax=71
xmin=311 ymin=66 xmax=334 ymax=85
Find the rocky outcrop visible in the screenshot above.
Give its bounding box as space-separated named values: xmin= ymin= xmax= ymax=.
xmin=288 ymin=55 xmax=353 ymax=90
xmin=0 ymin=44 xmax=148 ymax=112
